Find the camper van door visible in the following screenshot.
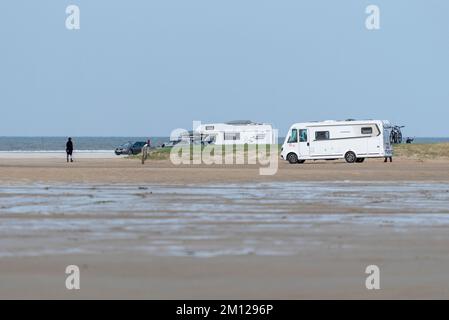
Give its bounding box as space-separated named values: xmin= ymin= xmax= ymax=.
xmin=298 ymin=129 xmax=310 ymax=158
xmin=286 ymin=128 xmax=299 ymax=154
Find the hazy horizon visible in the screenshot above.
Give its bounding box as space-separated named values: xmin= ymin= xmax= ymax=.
xmin=1 ymin=1 xmax=448 ymax=137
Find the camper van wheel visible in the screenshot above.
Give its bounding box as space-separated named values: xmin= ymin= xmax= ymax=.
xmin=344 ymin=152 xmax=357 ymax=163
xmin=298 ymin=160 xmax=305 ymax=164
xmin=356 ymin=158 xmax=365 ymax=163
xmin=287 ymin=153 xmax=298 ymax=164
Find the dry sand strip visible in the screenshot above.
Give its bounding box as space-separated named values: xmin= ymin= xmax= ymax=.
xmin=1 ymin=157 xmax=449 ymax=184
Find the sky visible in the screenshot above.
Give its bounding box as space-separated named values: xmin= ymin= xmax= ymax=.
xmin=0 ymin=0 xmax=448 ymax=137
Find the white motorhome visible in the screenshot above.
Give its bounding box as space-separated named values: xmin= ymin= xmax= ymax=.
xmin=280 ymin=120 xmax=393 ymax=164
xmin=195 ymin=120 xmax=274 ymax=145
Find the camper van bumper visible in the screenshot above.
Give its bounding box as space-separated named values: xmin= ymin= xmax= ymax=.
xmin=280 ymin=150 xmax=287 ymax=160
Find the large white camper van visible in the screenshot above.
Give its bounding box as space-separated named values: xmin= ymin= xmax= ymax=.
xmin=280 ymin=120 xmax=393 ymax=164
xmin=195 ymin=120 xmax=274 ymax=145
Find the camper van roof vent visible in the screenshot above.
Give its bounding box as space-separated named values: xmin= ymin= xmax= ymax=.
xmin=226 ymin=120 xmax=256 ymax=125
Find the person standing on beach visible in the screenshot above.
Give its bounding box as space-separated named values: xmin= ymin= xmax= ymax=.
xmin=66 ymin=137 xmax=74 ymax=162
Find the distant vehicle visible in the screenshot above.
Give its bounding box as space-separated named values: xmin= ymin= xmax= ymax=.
xmin=128 ymin=141 xmax=146 ymax=155
xmin=195 ymin=120 xmax=274 ymax=145
xmin=406 ymin=137 xmax=415 ymax=144
xmin=115 ymin=141 xmax=146 ymax=155
xmin=115 ymin=142 xmax=131 ymax=155
xmin=161 ymin=141 xmax=176 ymax=148
xmin=280 ymin=119 xmax=393 ymax=164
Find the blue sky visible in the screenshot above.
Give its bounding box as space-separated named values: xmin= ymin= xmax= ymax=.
xmin=0 ymin=1 xmax=448 ymax=137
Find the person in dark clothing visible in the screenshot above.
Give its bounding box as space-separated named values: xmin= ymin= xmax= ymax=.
xmin=66 ymin=137 xmax=74 ymax=162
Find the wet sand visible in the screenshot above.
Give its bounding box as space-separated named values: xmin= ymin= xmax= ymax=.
xmin=1 ymin=156 xmax=449 ymax=299
xmin=3 ymin=248 xmax=449 ymax=299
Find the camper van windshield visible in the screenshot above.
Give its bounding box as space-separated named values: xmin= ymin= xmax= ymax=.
xmin=288 ymin=129 xmax=298 ymax=143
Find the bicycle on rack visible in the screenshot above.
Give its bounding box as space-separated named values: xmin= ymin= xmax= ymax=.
xmin=390 ymin=125 xmax=404 ymax=144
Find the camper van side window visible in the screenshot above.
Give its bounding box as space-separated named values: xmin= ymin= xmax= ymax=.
xmin=315 ymin=131 xmax=330 ymax=141
xmin=224 ymin=132 xmax=240 ymax=141
xmin=299 ymin=130 xmax=308 ymax=142
xmin=205 ymin=126 xmax=214 ymax=131
xmin=361 ymin=127 xmax=373 ymax=134
xmin=288 ymin=129 xmax=298 ymax=143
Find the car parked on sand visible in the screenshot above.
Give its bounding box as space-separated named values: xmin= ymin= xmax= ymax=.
xmin=115 ymin=141 xmax=146 ymax=155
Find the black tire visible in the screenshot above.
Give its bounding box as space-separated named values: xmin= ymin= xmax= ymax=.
xmin=287 ymin=153 xmax=298 ymax=164
xmin=345 ymin=151 xmax=357 ymax=163
xmin=298 ymin=160 xmax=305 ymax=164
xmin=356 ymin=158 xmax=365 ymax=163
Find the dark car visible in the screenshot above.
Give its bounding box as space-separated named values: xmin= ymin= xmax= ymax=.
xmin=115 ymin=141 xmax=146 ymax=155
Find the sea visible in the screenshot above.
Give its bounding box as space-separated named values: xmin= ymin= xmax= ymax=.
xmin=0 ymin=137 xmax=448 ymax=152
xmin=0 ymin=137 xmax=169 ymax=152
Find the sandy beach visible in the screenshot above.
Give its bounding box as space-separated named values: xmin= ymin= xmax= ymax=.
xmin=1 ymin=154 xmax=449 ymax=299
xmin=4 ymin=0 xmax=449 ymax=303
xmin=2 ymin=155 xmax=449 ymax=184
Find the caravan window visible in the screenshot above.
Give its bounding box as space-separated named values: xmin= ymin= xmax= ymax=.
xmin=224 ymin=132 xmax=240 ymax=141
xmin=361 ymin=127 xmax=373 ymax=135
xmin=205 ymin=126 xmax=214 ymax=131
xmin=288 ymin=129 xmax=298 ymax=143
xmin=315 ymin=131 xmax=330 ymax=140
xmin=202 ymin=134 xmax=216 ymax=144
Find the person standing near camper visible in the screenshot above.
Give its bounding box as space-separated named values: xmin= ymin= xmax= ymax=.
xmin=66 ymin=137 xmax=74 ymax=162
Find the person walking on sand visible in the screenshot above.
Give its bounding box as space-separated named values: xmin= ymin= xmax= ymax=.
xmin=66 ymin=137 xmax=74 ymax=162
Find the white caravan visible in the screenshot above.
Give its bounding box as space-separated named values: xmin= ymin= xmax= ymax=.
xmin=280 ymin=120 xmax=393 ymax=164
xmin=195 ymin=120 xmax=274 ymax=145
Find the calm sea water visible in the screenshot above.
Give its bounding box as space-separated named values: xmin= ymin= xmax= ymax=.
xmin=0 ymin=137 xmax=448 ymax=152
xmin=0 ymin=137 xmax=169 ymax=152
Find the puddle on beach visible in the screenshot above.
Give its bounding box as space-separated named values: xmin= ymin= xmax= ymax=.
xmin=0 ymin=182 xmax=449 ymax=257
